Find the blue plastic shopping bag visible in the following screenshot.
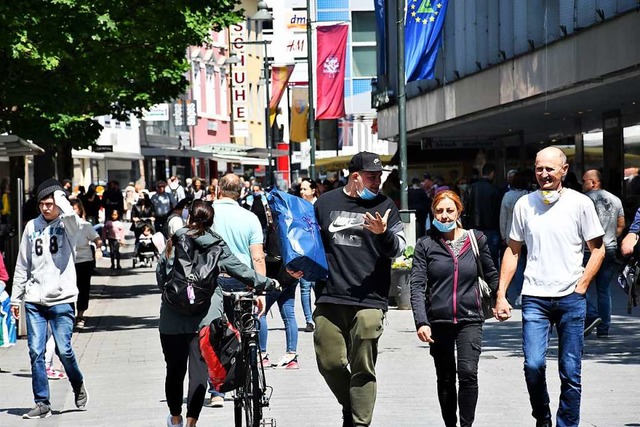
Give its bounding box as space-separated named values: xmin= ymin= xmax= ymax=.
xmin=267 ymin=189 xmax=328 ymax=281
xmin=0 ymin=291 xmax=16 ymax=347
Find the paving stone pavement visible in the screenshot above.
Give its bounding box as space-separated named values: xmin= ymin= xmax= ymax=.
xmin=1 ymin=240 xmax=640 ymax=426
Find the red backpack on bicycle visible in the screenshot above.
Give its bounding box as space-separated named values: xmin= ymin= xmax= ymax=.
xmin=199 ymin=315 xmax=244 ymax=392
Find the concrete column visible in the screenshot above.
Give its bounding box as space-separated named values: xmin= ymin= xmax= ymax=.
xmin=517 ymin=132 xmax=526 ymax=169
xmin=602 ymin=110 xmax=624 ymax=198
xmin=573 ymin=118 xmax=584 ymax=177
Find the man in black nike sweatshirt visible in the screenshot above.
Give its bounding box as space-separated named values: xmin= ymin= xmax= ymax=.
xmin=312 ymin=152 xmax=406 ymax=427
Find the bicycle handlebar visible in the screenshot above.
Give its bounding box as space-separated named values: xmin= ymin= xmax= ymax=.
xmin=220 ymin=289 xmax=255 ymax=300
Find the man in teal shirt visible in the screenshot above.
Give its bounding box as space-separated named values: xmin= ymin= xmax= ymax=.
xmin=209 ymin=173 xmax=266 ymax=407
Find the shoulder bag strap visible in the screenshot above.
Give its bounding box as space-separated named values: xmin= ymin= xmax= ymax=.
xmin=261 ymin=195 xmax=273 ymax=226
xmin=468 ymin=229 xmax=485 ymax=278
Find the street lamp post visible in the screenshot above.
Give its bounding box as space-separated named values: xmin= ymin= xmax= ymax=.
xmin=251 ymin=1 xmax=274 ymax=187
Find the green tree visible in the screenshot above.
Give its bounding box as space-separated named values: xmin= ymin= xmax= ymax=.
xmin=0 ymin=0 xmax=242 ymax=178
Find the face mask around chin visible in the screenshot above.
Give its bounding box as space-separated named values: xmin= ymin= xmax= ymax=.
xmin=357 ymin=186 xmax=378 ymax=200
xmin=538 ymin=189 xmax=561 ymax=205
xmin=432 ymin=218 xmax=457 ymax=233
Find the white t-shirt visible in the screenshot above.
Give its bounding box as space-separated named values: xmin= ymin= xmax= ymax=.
xmin=75 ymin=220 xmax=99 ymax=264
xmin=510 ymin=188 xmax=604 ymax=297
xmin=167 ymin=215 xmax=185 ymax=239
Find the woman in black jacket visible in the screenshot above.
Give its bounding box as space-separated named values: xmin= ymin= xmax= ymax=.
xmin=410 ymin=190 xmax=498 ymax=427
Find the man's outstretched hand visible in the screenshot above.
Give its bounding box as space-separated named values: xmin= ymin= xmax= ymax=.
xmin=363 ymin=209 xmax=390 ymax=234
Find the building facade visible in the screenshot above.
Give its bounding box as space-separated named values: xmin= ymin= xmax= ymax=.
xmin=376 ymin=0 xmax=640 ymax=209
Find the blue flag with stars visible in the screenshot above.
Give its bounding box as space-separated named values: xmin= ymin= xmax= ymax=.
xmin=405 ymin=0 xmax=449 ymax=82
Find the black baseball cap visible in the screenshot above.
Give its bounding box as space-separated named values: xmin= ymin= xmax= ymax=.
xmin=348 ymin=152 xmax=383 ymax=174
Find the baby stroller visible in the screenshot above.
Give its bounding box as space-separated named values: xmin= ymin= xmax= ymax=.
xmin=132 ymin=218 xmax=159 ymax=268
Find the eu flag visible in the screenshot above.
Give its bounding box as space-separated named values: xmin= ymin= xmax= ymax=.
xmin=405 ymin=0 xmax=449 ymax=83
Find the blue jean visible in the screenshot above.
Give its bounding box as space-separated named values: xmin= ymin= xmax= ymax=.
xmin=25 ymin=302 xmax=84 ymax=404
xmin=522 ymin=292 xmax=586 ymax=427
xmin=584 ymin=249 xmax=616 ymax=335
xmin=299 ymin=278 xmax=315 ymax=324
xmin=259 ymin=283 xmax=298 ymax=353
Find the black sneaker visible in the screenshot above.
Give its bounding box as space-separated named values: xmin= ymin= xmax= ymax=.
xmin=536 ymin=419 xmax=552 ymax=427
xmin=584 ymin=318 xmax=602 ymax=337
xmin=74 ymin=382 xmax=88 ymax=409
xmin=304 ymin=322 xmax=315 ymax=333
xmin=23 ymin=402 xmax=51 ymax=419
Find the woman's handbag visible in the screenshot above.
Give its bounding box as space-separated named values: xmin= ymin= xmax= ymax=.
xmin=468 ymin=230 xmax=495 ymax=319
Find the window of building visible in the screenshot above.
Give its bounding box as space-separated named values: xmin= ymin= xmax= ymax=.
xmin=352 ymin=11 xmax=376 ymax=78
xmin=352 ymin=46 xmax=377 ymax=78
xmin=205 ymin=65 xmax=217 ymax=116
xmin=352 ymin=11 xmax=376 ymax=43
xmin=192 ymin=61 xmax=202 ymax=107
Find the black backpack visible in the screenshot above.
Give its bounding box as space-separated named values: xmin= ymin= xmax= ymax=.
xmin=199 ymin=315 xmax=244 ymax=393
xmin=618 ymin=257 xmax=640 ymax=314
xmin=162 ymin=230 xmax=222 ymax=315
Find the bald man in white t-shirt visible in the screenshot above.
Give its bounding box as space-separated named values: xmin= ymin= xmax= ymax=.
xmin=494 ymin=147 xmax=605 ymax=427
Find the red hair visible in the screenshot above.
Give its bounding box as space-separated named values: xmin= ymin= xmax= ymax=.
xmin=431 ymin=190 xmax=464 ymax=215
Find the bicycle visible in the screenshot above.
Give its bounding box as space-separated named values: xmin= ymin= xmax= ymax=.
xmin=221 ymin=289 xmax=276 ymax=427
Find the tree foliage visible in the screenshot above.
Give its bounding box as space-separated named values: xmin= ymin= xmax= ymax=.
xmin=0 ymin=0 xmax=243 ymax=149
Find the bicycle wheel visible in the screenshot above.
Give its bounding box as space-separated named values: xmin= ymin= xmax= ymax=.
xmin=234 ymin=395 xmax=243 ymax=427
xmin=243 ymin=345 xmax=263 ymax=427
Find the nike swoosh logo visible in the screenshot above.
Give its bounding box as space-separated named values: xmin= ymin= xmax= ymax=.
xmin=328 ymin=220 xmax=363 ymax=233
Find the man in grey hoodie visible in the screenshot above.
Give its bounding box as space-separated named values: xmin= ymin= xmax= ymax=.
xmin=10 ymin=178 xmax=88 ymax=419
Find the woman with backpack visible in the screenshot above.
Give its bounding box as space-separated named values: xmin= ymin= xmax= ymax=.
xmin=156 ymin=200 xmax=277 ymax=427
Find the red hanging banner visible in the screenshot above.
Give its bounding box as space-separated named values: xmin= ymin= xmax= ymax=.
xmin=269 ymin=65 xmax=295 ymax=126
xmin=315 ymin=24 xmax=348 ymax=120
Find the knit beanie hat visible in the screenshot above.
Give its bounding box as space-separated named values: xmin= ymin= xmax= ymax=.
xmin=37 ymin=178 xmax=64 ymax=202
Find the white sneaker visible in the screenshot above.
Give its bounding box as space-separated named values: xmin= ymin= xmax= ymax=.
xmin=167 ymin=414 xmax=183 ymax=427
xmin=209 ymin=395 xmax=224 ymax=407
xmin=273 ymin=353 xmax=299 ymax=369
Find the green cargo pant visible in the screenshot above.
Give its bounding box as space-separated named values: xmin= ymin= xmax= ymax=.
xmin=313 ymin=304 xmax=385 ymax=427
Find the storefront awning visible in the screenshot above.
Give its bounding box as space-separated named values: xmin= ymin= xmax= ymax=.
xmin=141 ymin=147 xmax=212 ymax=159
xmin=210 ymin=154 xmax=269 ymax=166
xmin=72 ymin=149 xmax=144 ymax=160
xmin=315 ymin=154 xmax=394 ymax=171
xmin=0 ymin=135 xmax=45 ymax=156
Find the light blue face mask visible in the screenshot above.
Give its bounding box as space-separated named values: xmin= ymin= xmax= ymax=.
xmin=181 ymin=208 xmax=189 ymax=220
xmin=432 ymin=218 xmax=457 ymax=233
xmin=358 ymin=186 xmax=378 ymax=200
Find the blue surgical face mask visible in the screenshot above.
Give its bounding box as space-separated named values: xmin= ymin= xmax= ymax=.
xmin=181 ymin=208 xmax=189 ymax=220
xmin=358 ymin=186 xmax=378 ymax=200
xmin=432 ymin=218 xmax=457 ymax=233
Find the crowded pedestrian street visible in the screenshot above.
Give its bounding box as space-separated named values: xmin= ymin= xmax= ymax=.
xmin=1 ymin=234 xmax=639 ymax=427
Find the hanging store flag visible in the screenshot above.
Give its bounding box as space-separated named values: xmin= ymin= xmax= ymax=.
xmin=270 ymin=65 xmax=295 ymax=126
xmin=405 ymin=0 xmax=449 ymax=83
xmin=374 ymin=0 xmax=387 ymax=77
xmin=315 ymin=24 xmax=348 ymax=120
xmin=290 ymin=86 xmax=309 ymax=143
